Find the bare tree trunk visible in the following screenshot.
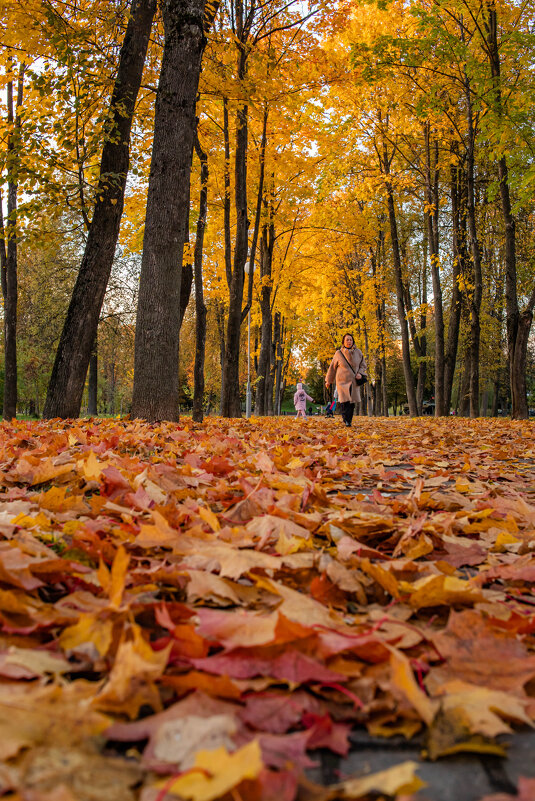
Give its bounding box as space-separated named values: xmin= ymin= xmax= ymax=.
xmin=444 ymin=155 xmax=467 ymax=413
xmin=278 ymin=336 xmax=292 ymax=415
xmin=459 ymin=344 xmax=471 ymax=417
xmin=381 ymin=142 xmax=418 ymax=416
xmin=3 ymin=63 xmax=24 ymax=420
xmin=221 ymin=22 xmax=249 ymax=417
xmin=192 ymin=130 xmax=208 ymax=423
xmin=491 ymin=373 xmax=500 ymax=416
xmin=424 ymin=124 xmax=444 ymax=415
xmin=480 ymin=387 xmax=489 ymax=417
xmin=485 ymin=4 xmax=532 ymax=418
xmin=0 ymin=192 xmax=6 ymax=301
xmin=106 ymin=362 xmax=116 ymax=414
xmin=459 ymin=39 xmax=483 ymax=419
xmin=466 ymin=130 xmax=482 ymax=418
xmin=242 ymin=104 xmax=268 ymax=325
xmin=403 ymin=280 xmax=425 ymax=415
xmin=372 ymin=234 xmax=388 ymax=417
xmin=381 ymin=350 xmax=388 ymax=416
xmin=132 ymin=0 xmax=208 ymax=421
xmin=255 ymin=216 xmax=274 ymax=415
xmin=266 ymin=311 xmax=280 ymax=416
xmin=274 ymin=318 xmax=284 ymax=416
xmin=88 ymin=339 xmax=98 ymax=415
xmin=215 ymin=299 xmax=226 ymax=412
xmin=179 ymin=263 xmax=193 ymax=329
xmin=222 ymin=97 xmax=232 ymax=291
xmin=361 ymin=319 xmax=373 ymax=416
xmin=44 ymin=0 xmax=156 ymax=419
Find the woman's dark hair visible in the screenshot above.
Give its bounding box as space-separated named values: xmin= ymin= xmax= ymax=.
xmin=341 ymin=332 xmax=355 ymax=347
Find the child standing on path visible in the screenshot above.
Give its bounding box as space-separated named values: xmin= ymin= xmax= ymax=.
xmin=294 ymin=383 xmax=314 ymax=418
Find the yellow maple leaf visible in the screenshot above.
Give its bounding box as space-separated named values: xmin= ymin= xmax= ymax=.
xmin=161 ymin=740 xmax=263 ymax=801
xmin=330 ymin=760 xmax=425 ymax=798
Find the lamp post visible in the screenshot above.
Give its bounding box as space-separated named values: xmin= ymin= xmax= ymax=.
xmin=244 ymin=260 xmax=253 ymax=417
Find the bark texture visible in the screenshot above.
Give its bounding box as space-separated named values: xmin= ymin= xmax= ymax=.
xmin=44 ymin=0 xmax=156 ymax=419
xmin=132 ymin=0 xmax=207 ymax=421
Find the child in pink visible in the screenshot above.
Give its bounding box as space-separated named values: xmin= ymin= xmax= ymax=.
xmin=293 ymin=382 xmax=314 ymax=418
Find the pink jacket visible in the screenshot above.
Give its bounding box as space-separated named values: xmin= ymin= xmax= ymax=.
xmin=326 ymin=347 xmax=367 ymax=403
xmin=294 ymin=386 xmax=313 ymax=411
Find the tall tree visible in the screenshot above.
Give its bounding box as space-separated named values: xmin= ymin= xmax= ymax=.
xmin=132 ymin=0 xmax=212 ymax=421
xmin=1 ymin=60 xmax=24 ymax=419
xmin=43 ymin=0 xmax=156 ymax=419
xmin=380 ymin=135 xmax=418 ymax=417
xmin=219 ymin=0 xmax=254 ymax=418
xmin=483 ymin=1 xmax=533 ymax=419
xmin=193 ymin=129 xmax=209 ymax=423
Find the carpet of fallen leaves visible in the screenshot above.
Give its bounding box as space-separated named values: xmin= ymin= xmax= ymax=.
xmin=0 ymin=415 xmax=535 ymax=801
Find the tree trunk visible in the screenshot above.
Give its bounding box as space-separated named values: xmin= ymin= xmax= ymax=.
xmin=192 ymin=130 xmax=208 ymax=423
xmin=255 ymin=219 xmax=274 ymax=415
xmin=223 ymin=97 xmax=232 ymax=290
xmin=221 ymin=18 xmax=249 ymax=417
xmin=132 ymin=0 xmax=207 ymax=421
xmin=491 ymin=372 xmax=500 ymax=416
xmin=444 ymin=155 xmax=467 ymax=413
xmin=274 ymin=318 xmax=284 ymax=416
xmin=480 ymin=387 xmax=489 ymax=417
xmin=464 ymin=69 xmax=483 ymax=419
xmin=485 ymin=3 xmax=531 ymax=418
xmin=106 ymin=362 xmax=116 ymax=414
xmin=179 ymin=263 xmax=193 ymax=330
xmin=424 ymin=124 xmax=444 ymax=415
xmin=361 ymin=319 xmax=373 ymax=416
xmin=267 ymin=311 xmax=280 ymax=416
xmin=510 ymin=307 xmax=533 ymax=416
xmin=381 ymin=351 xmax=388 ymax=416
xmin=403 ymin=279 xmax=425 ymax=414
xmin=459 ymin=345 xmax=471 ymax=416
xmin=278 ymin=337 xmax=292 ymax=415
xmin=242 ymin=104 xmax=268 ymax=325
xmin=372 ymin=236 xmax=388 ymax=417
xmin=381 ymin=144 xmax=418 ymax=416
xmin=0 ymin=192 xmax=6 ymax=301
xmin=215 ymin=299 xmax=226 ymax=412
xmin=44 ymin=0 xmax=156 ymax=419
xmin=88 ymin=339 xmax=98 ymax=415
xmin=3 ymin=64 xmax=24 ymax=420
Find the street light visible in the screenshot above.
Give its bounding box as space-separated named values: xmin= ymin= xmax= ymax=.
xmin=244 ymin=259 xmax=254 ymax=418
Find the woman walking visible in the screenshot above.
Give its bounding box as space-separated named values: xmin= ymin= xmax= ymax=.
xmin=325 ymin=333 xmax=367 ymax=427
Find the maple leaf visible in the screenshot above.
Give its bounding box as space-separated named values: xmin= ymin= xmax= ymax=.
xmin=153 ymin=740 xmax=263 ymax=801
xmin=0 ymin=682 xmax=111 ymax=760
xmin=94 ymin=624 xmax=171 ymax=719
xmin=326 ymin=760 xmax=425 ymax=798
